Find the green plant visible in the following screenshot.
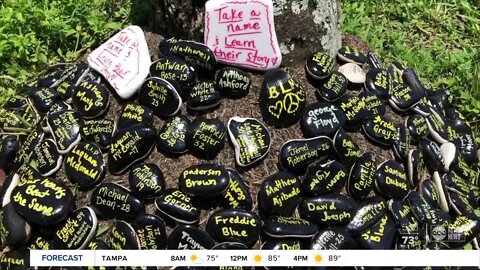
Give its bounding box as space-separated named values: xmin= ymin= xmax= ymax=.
xmin=0 ymin=0 xmax=131 ymax=104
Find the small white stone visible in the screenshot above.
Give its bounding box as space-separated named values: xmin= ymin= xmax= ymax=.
xmin=432 ymin=171 xmax=449 ymax=212
xmin=204 ymin=0 xmax=282 ymax=70
xmin=440 ymin=142 xmax=457 ymax=172
xmin=338 ymin=63 xmax=366 ymax=84
xmin=87 ymin=25 xmax=151 ymax=99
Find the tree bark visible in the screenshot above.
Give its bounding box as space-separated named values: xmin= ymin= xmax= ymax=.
xmin=149 ymin=0 xmax=342 ymax=65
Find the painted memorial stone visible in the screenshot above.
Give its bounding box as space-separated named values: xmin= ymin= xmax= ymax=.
xmin=418 ymin=178 xmax=440 ymax=210
xmin=167 ymin=225 xmax=215 ymax=250
xmin=47 ymin=110 xmax=82 ymax=154
xmin=346 ymin=196 xmax=387 ymax=234
xmin=87 ymin=25 xmax=151 ymax=99
xmin=132 ymin=214 xmax=167 ymax=250
xmin=157 ymin=115 xmax=190 ymax=155
xmin=419 ymin=139 xmax=445 ymax=172
xmin=90 ymin=183 xmax=145 ymax=220
xmin=338 ymin=46 xmax=366 ymax=64
xmin=407 ymin=149 xmax=425 ymax=187
xmin=347 ymin=152 xmax=376 ymax=201
xmin=212 ymin=242 xmax=248 ymax=250
xmin=28 ymin=87 xmax=60 ymax=114
xmin=393 ymin=125 xmax=411 ymax=161
xmin=0 ymin=135 xmax=19 ymax=171
xmin=51 ymin=63 xmax=89 ymax=88
xmin=262 ymin=239 xmax=302 ymax=250
xmin=178 ymin=164 xmax=229 ymax=197
xmin=389 ymin=84 xmax=422 ymax=111
xmin=188 ymin=81 xmax=222 ymax=111
xmin=205 ymin=0 xmax=281 ymax=70
xmin=129 ymin=163 xmax=165 ymax=199
xmin=406 ymin=115 xmax=429 ymax=140
xmin=338 ymin=95 xmax=368 ymax=129
xmin=117 ymin=103 xmax=154 ymax=130
xmin=0 ymin=249 xmax=29 ymax=270
xmin=338 ymin=63 xmax=366 ymax=84
xmin=12 ymin=127 xmax=44 ymax=172
xmin=333 ymin=128 xmax=362 ymax=168
xmin=360 ymin=91 xmax=386 ymax=119
xmin=357 ymin=214 xmax=397 ymax=249
xmin=87 ymin=238 xmax=110 ymax=250
xmin=0 ymin=203 xmax=31 ymax=248
xmin=365 ymin=68 xmax=392 ymax=100
xmin=215 ymin=67 xmax=251 ymax=98
xmin=259 ymin=69 xmax=306 ymax=127
xmin=279 ymin=136 xmax=332 ymax=175
xmin=443 ymin=171 xmax=475 ymax=200
xmin=302 ymin=160 xmax=348 ymax=196
xmin=366 ymin=52 xmax=383 ymax=69
xmin=305 ymin=51 xmax=335 ymax=80
xmin=205 ymin=209 xmax=261 ymax=246
xmin=52 ymin=206 xmax=98 ymax=249
xmin=316 ymin=71 xmax=348 ymax=102
xmin=448 ymin=192 xmax=474 ymax=216
xmin=263 ymin=216 xmax=317 ymax=238
xmin=0 ymin=109 xmax=24 ymax=132
xmin=154 ymin=189 xmax=200 ymax=224
xmin=300 ymin=102 xmax=346 ymax=138
xmin=425 ymin=114 xmax=448 ymax=144
xmin=227 ymin=117 xmax=271 ymax=167
xmin=28 ymin=235 xmax=52 ymax=250
xmin=11 ymin=177 xmax=74 ymax=226
xmin=55 ymin=81 xmax=75 ymax=102
xmin=138 ymin=77 xmax=182 ymax=117
xmin=388 ymin=200 xmax=420 ymax=235
xmin=64 ymin=142 xmax=105 ymax=188
xmin=71 ymin=81 xmax=109 ymax=119
xmin=440 ymin=142 xmax=457 ymax=172
xmin=444 ymin=215 xmax=480 ymax=249
xmin=362 ymin=115 xmax=397 ymax=146
xmin=222 ymin=169 xmax=253 ymax=210
xmin=35 ymin=68 xmax=63 ymax=88
xmin=158 ymin=37 xmax=178 ymax=57
xmin=31 ymin=139 xmax=62 ymax=177
xmin=80 ymin=118 xmax=116 ymax=150
xmin=431 ymin=172 xmax=450 ymax=212
xmin=108 ymin=220 xmax=141 ymax=250
xmin=453 ymin=132 xmax=477 ymax=166
xmin=311 ymin=227 xmax=357 ymax=250
xmin=406 ymin=192 xmax=438 ymax=224
xmin=258 ymin=171 xmax=301 ymax=216
xmin=299 ymin=194 xmax=357 ymax=226
xmin=149 ymin=57 xmax=196 ymax=92
xmin=172 ymin=40 xmax=217 ymax=71
xmin=108 ymin=124 xmax=156 ymax=175
xmin=375 ymin=160 xmax=409 ymax=199
xmin=186 ymin=117 xmax=226 ymax=159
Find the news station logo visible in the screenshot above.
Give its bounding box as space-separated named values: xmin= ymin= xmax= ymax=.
xmin=429 ymin=224 xmax=465 ymax=242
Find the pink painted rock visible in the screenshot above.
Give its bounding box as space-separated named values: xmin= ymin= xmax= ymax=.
xmin=87 ymin=25 xmax=151 ymax=99
xmin=205 ymin=0 xmax=281 ymax=70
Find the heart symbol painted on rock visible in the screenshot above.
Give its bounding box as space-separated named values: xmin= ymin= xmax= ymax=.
xmin=268 ymin=101 xmax=283 ymax=119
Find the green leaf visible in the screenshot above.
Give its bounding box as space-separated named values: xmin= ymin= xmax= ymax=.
xmin=105 ymin=22 xmax=121 ymax=30
xmin=96 ymin=224 xmax=110 ymax=237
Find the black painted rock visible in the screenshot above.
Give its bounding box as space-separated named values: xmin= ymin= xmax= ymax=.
xmin=28 ymin=87 xmax=60 ymax=114
xmin=389 ymin=84 xmax=421 ymax=111
xmin=227 ymin=117 xmax=271 ymax=167
xmin=365 ymin=68 xmax=392 ymax=100
xmin=87 ymin=238 xmax=110 ymax=250
xmin=212 ymin=241 xmax=248 ymax=250
xmin=55 ymin=81 xmax=75 ymax=102
xmin=0 ymin=203 xmax=31 ymax=248
xmin=52 ymin=63 xmax=89 ymax=87
xmin=393 ymin=124 xmax=411 ymax=161
xmin=299 ymin=194 xmax=357 ymax=226
xmin=178 ymin=164 xmax=229 ymax=197
xmin=362 ymin=115 xmax=397 ymax=146
xmin=205 ymin=209 xmax=261 ymax=246
xmin=263 ymin=216 xmax=317 ymax=238
xmin=171 ymin=40 xmax=217 ymax=71
xmin=167 ymin=225 xmax=215 ymax=250
xmin=310 ymin=227 xmax=357 ymax=250
xmin=0 ymin=135 xmax=19 ymax=171
xmin=262 ymin=238 xmax=303 ymax=250
xmin=64 ymin=142 xmax=105 ymax=188
xmin=448 ymin=192 xmax=474 ymax=216
xmin=117 ymin=104 xmax=154 ymax=130
xmin=138 ymin=77 xmax=182 ymax=117
xmin=91 ymin=183 xmax=145 ymax=220
xmin=338 ymin=46 xmax=366 ymax=64
xmin=1 ymin=166 xmax=38 ymax=207
xmin=108 ymin=124 xmax=156 ymax=175
xmin=360 ymin=91 xmax=386 ymax=119
xmin=453 ymin=132 xmax=477 ymax=166
xmin=316 ymin=71 xmax=348 ymax=102
xmin=0 ymin=249 xmax=29 ymax=269
xmin=338 ymin=95 xmax=369 ymax=129
xmin=222 ymin=169 xmax=253 ymax=210
xmin=375 ymin=160 xmax=409 ymax=199
xmin=347 ymin=197 xmax=387 ymax=234
xmin=28 ymin=234 xmax=53 ymax=250
xmin=333 ymin=128 xmax=362 ymax=168
xmin=419 ymin=139 xmax=445 ymax=172
xmin=71 ymin=81 xmax=109 ymax=119
xmin=149 ymin=56 xmax=196 ymax=92
xmin=80 ymin=118 xmax=116 ymax=150
xmin=301 ymin=102 xmax=346 ymax=137
xmin=0 ymin=109 xmax=25 ymax=132
xmin=302 ymin=160 xmax=348 ymax=196
xmin=407 ymin=149 xmax=425 ymax=187
xmin=259 ymin=68 xmax=306 ymax=127
xmin=305 ymin=51 xmax=335 ymax=80
xmin=347 ymin=152 xmax=376 ymax=201
xmin=52 ymin=206 xmax=98 ymax=249
xmin=129 ymin=163 xmax=165 ymax=199
xmin=109 ymin=220 xmax=140 ymax=250
xmin=412 ymin=98 xmax=432 ymax=117
xmin=258 ymin=172 xmax=301 ymax=216
xmin=279 ymin=136 xmax=332 ymax=175
xmin=445 ymin=214 xmax=480 ymax=249
xmin=215 ymin=67 xmax=251 ymax=98
xmin=31 ymin=139 xmax=62 ymax=177
xmin=186 ymin=117 xmax=226 ymax=159
xmin=357 ymin=214 xmax=397 ymax=249
xmin=406 ymin=115 xmax=429 ymax=140
xmin=11 ymin=177 xmax=74 ymax=226
xmin=426 ymin=114 xmax=448 ymax=144
xmin=154 ymin=189 xmax=200 ymax=224
xmin=443 ymin=171 xmax=479 ymax=205
xmin=157 ymin=115 xmax=190 ymax=155
xmin=367 ymin=52 xmax=383 ymax=69
xmin=36 ymin=68 xmax=63 ymax=88
xmin=132 ymin=214 xmax=167 ymax=250
xmin=47 ymin=110 xmax=82 ymax=154
xmin=388 ymin=200 xmax=420 ymax=235
xmin=407 ymin=192 xmax=438 ymax=224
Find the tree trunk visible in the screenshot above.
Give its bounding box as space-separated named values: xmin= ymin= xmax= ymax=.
xmin=149 ymin=0 xmax=342 ymax=65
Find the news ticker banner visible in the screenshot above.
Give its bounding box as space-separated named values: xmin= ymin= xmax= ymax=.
xmin=31 ymin=250 xmax=480 ymax=267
